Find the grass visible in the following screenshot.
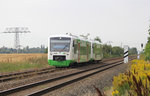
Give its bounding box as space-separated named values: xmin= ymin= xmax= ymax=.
xmin=0 ymin=53 xmax=47 ymax=62
xmin=0 ymin=53 xmax=50 ymax=73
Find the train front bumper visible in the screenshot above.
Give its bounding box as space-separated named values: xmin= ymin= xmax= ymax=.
xmin=48 ymin=60 xmax=74 ymax=67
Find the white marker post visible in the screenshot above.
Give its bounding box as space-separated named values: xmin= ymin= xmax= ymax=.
xmin=137 ymin=51 xmax=140 ymax=59
xmin=124 ymin=45 xmax=129 ymax=63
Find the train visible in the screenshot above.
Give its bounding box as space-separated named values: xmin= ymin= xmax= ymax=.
xmin=48 ymin=34 xmax=103 ymax=67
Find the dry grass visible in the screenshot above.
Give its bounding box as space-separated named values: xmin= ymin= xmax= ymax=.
xmin=103 ymin=87 xmax=113 ymax=96
xmin=0 ymin=53 xmax=50 ymax=73
xmin=0 ymin=53 xmax=47 ymax=63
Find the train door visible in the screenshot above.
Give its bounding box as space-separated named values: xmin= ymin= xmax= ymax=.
xmin=73 ymin=39 xmax=78 ymax=62
xmin=77 ymin=42 xmax=80 ymax=63
xmin=87 ymin=43 xmax=89 ymax=61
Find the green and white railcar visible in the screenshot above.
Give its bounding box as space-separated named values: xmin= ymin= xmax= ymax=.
xmin=91 ymin=41 xmax=103 ymax=62
xmin=48 ymin=35 xmax=103 ymax=67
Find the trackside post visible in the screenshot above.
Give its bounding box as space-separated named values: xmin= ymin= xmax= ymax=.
xmin=124 ymin=45 xmax=129 ymax=63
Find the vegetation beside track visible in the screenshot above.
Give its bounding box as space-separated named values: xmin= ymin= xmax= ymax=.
xmin=105 ymin=27 xmax=150 ymax=96
xmin=102 ymin=44 xmax=137 ymax=58
xmin=144 ymin=30 xmax=150 ymax=61
xmin=0 ymin=53 xmax=136 ymax=73
xmin=112 ymin=59 xmax=150 ymax=96
xmin=0 ymin=54 xmax=49 ymax=73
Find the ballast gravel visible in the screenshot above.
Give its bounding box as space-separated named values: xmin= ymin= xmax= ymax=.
xmin=44 ymin=62 xmax=130 ymax=96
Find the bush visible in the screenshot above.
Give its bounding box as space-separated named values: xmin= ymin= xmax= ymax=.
xmin=113 ymin=60 xmax=150 ymax=96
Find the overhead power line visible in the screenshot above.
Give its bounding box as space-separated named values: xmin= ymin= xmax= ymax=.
xmin=3 ymin=27 xmax=30 ymax=53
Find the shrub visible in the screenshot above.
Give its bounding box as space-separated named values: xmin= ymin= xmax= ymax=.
xmin=113 ymin=60 xmax=150 ymax=96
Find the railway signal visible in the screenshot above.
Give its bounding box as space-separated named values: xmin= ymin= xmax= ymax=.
xmin=141 ymin=43 xmax=143 ymax=48
xmin=141 ymin=43 xmax=144 ymax=53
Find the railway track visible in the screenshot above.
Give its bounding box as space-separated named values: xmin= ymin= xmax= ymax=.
xmin=0 ymin=57 xmax=136 ymax=96
xmin=0 ymin=57 xmax=124 ymax=83
xmin=0 ymin=67 xmax=56 ymax=83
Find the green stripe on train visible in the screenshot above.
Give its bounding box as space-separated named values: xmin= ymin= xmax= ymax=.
xmin=48 ymin=60 xmax=74 ymax=67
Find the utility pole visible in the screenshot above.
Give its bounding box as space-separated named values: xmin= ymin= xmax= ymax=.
xmin=3 ymin=27 xmax=30 ymax=53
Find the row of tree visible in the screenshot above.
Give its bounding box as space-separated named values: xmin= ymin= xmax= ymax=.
xmin=102 ymin=44 xmax=137 ymax=58
xmin=0 ymin=46 xmax=46 ymax=53
xmin=94 ymin=36 xmax=137 ymax=58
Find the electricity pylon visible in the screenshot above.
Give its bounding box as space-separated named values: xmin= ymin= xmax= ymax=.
xmin=3 ymin=27 xmax=30 ymax=53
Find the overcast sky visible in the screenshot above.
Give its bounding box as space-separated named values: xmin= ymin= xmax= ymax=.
xmin=0 ymin=0 xmax=149 ymax=50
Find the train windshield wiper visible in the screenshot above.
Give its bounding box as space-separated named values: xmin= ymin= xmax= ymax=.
xmin=61 ymin=44 xmax=69 ymax=52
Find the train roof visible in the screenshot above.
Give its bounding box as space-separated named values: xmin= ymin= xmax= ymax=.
xmin=49 ymin=35 xmax=73 ymax=38
xmin=49 ymin=34 xmax=101 ymax=44
xmin=49 ymin=34 xmax=88 ymax=41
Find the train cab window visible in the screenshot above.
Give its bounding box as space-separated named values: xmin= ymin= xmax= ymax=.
xmin=50 ymin=37 xmax=71 ymax=52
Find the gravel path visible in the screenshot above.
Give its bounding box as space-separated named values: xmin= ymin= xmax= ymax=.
xmin=44 ymin=62 xmax=130 ymax=96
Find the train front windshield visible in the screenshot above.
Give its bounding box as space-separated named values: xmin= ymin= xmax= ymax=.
xmin=50 ymin=37 xmax=71 ymax=52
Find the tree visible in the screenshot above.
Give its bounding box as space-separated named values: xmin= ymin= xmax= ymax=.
xmin=148 ymin=32 xmax=150 ymax=43
xmin=145 ymin=43 xmax=150 ymax=60
xmin=148 ymin=23 xmax=150 ymax=42
xmin=94 ymin=36 xmax=102 ymax=43
xmin=102 ymin=45 xmax=124 ymax=58
xmin=112 ymin=46 xmax=123 ymax=56
xmin=129 ymin=47 xmax=138 ymax=55
xmin=102 ymin=44 xmax=113 ymax=58
xmin=144 ymin=25 xmax=150 ymax=60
